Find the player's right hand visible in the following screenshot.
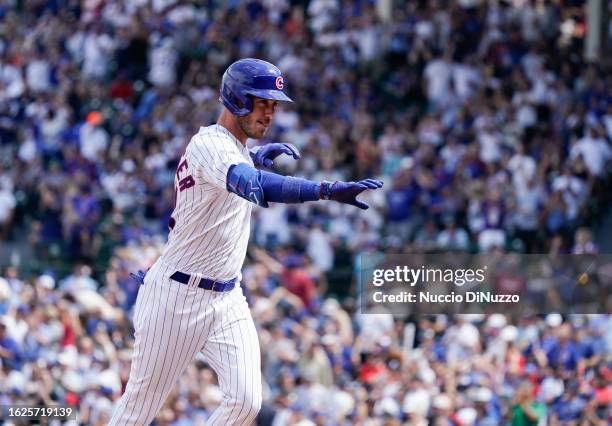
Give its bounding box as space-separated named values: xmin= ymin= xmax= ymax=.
xmin=321 ymin=179 xmax=384 ymax=209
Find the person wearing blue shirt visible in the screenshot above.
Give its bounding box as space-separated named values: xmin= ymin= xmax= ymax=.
xmin=545 ymin=332 xmax=582 ymax=371
xmin=386 ymin=170 xmax=420 ymax=243
xmin=0 ymin=322 xmax=22 ymax=371
xmin=552 ymin=389 xmax=587 ymax=422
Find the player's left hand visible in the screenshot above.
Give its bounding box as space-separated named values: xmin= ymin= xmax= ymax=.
xmin=250 ymin=143 xmax=301 ymax=168
xmin=323 ymin=179 xmax=384 ymax=210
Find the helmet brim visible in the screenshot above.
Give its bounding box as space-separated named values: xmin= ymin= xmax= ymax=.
xmin=246 ymin=89 xmax=294 ymax=103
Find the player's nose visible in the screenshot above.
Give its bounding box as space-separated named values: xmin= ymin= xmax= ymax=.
xmin=265 ymin=101 xmax=276 ymax=118
xmin=264 ymin=111 xmax=274 ymax=123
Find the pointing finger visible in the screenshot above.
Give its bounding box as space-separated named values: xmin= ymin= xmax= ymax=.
xmin=361 ymin=179 xmax=384 ymax=188
xmin=360 ymin=180 xmax=381 ymax=189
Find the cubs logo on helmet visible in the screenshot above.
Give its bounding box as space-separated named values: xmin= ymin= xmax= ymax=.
xmin=275 ymin=76 xmax=284 ymax=90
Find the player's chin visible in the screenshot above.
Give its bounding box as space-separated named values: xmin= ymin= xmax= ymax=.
xmin=249 ymin=127 xmax=267 ymax=140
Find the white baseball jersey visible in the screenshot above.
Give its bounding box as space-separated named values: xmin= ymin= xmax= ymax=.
xmin=110 ymin=124 xmax=263 ymax=426
xmin=160 ymin=124 xmax=254 ymax=280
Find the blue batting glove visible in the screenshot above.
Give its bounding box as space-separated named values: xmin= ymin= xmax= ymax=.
xmin=320 ymin=179 xmax=384 ymax=210
xmin=250 ymin=143 xmax=301 ymax=168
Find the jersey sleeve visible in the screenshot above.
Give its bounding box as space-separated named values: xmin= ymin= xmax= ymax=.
xmin=187 ymin=134 xmax=249 ymax=190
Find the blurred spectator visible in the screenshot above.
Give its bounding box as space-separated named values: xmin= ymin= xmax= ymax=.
xmin=0 ymin=320 xmax=22 ymax=371
xmin=477 ymin=189 xmax=507 ymax=252
xmin=570 ymin=126 xmax=611 ymax=179
xmin=437 ymin=217 xmax=470 ymax=251
xmin=572 ymin=227 xmax=598 ymax=254
xmin=0 ymin=180 xmax=16 ymax=240
xmin=510 ymin=382 xmax=547 ymax=426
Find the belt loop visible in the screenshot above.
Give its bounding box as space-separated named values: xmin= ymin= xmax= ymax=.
xmin=187 ymin=273 xmax=200 ymax=289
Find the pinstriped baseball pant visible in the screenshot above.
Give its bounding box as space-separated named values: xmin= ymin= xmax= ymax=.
xmin=108 ymin=261 xmax=262 ymax=425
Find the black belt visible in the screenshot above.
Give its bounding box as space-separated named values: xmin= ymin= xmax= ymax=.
xmin=169 ymin=271 xmax=237 ymax=292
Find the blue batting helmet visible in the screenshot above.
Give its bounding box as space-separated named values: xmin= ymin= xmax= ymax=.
xmin=219 ymin=58 xmax=293 ymax=117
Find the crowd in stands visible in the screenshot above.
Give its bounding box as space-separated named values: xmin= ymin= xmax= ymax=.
xmin=0 ymin=0 xmax=611 ymax=424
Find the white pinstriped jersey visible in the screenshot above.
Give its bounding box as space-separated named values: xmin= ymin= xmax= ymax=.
xmin=157 ymin=124 xmax=253 ymax=280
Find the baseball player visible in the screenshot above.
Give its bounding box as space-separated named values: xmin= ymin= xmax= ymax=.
xmin=109 ymin=58 xmax=383 ymax=425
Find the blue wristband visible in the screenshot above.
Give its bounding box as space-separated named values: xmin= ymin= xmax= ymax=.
xmin=320 ymin=181 xmax=333 ymax=200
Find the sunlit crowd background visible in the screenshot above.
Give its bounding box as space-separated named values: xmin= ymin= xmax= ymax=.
xmin=0 ymin=0 xmax=611 ymax=425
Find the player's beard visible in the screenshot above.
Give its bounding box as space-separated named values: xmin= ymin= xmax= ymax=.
xmin=237 ymin=115 xmax=267 ymax=140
